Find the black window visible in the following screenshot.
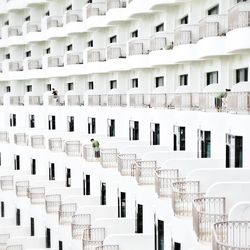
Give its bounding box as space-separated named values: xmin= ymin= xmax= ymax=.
xmin=25 ymin=16 xmax=30 ymax=22
xmin=101 ymin=182 xmax=106 ymax=205
xmin=132 ymin=78 xmax=138 ymax=88
xmin=109 ymin=35 xmax=117 ymax=43
xmin=31 ymin=158 xmax=36 ymax=175
xmin=66 ymin=168 xmax=71 ymax=187
xmin=88 ymin=40 xmax=93 ymax=47
xmin=83 ymin=174 xmax=91 ymax=195
xmin=118 ymin=191 xmax=126 ymax=218
xmin=131 ymin=30 xmax=138 ymax=38
xmin=1 ymin=202 xmax=4 ymax=217
xmin=129 ymin=120 xmax=139 ymax=141
xmin=67 ymin=82 xmax=74 ymax=91
xmin=27 ymin=85 xmax=32 ymax=92
xmin=107 ymin=119 xmax=115 ymax=137
xmin=45 ymin=11 xmax=50 ymax=16
xmin=156 ymin=23 xmax=164 ymax=32
xmin=88 ymin=81 xmax=94 ymax=90
xmin=150 ymin=123 xmax=160 ymax=145
xmin=26 ymin=51 xmax=31 ymax=57
xmin=174 ymin=242 xmax=181 ymax=250
xmin=208 ymin=5 xmax=219 ymax=15
xmin=67 ymin=44 xmax=73 ymax=51
xmin=59 ymin=241 xmax=63 ymax=250
xmin=16 ymin=209 xmax=21 ymax=226
xmin=157 ymin=220 xmax=164 ymax=250
xmin=47 ymin=84 xmax=52 ymax=91
xmin=236 ymin=68 xmax=248 ymax=83
xmin=207 ymin=71 xmax=218 ymax=85
xmin=5 ymin=53 xmax=10 ymax=59
xmin=237 ymin=0 xmax=247 ymax=2
xmin=30 ymin=217 xmax=35 ymax=236
xmin=66 ymin=4 xmax=72 ymax=11
xmin=180 ymin=15 xmax=188 ymax=24
xmin=14 ymin=155 xmax=20 ymax=170
xmin=48 ymin=115 xmax=56 ymax=130
xmin=136 ymin=204 xmax=143 ymax=233
xmin=4 ymin=20 xmax=9 ymax=26
xmin=155 ymin=76 xmax=164 ymax=88
xmin=10 ymin=114 xmax=16 ymax=127
xmin=88 ymin=117 xmax=96 ymax=134
xmin=46 ymin=48 xmax=51 ymax=54
xmin=46 ymin=228 xmax=51 ymax=248
xmin=110 ymin=80 xmax=117 ymax=89
xmin=67 ymin=116 xmax=74 ymax=132
xmin=173 ymin=126 xmax=185 ymax=151
xmin=49 ymin=163 xmax=55 ymax=181
xmin=198 ymin=130 xmax=211 ymax=158
xmin=6 ymin=86 xmax=11 ymax=92
xmin=180 ymin=74 xmax=188 ymax=86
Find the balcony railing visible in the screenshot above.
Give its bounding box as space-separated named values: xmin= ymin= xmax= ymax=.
xmin=135 ymin=160 xmax=158 ymax=185
xmin=150 ymin=32 xmax=174 ymax=51
xmin=6 ymin=245 xmax=23 ymax=250
xmin=67 ymin=95 xmax=84 ymax=106
xmin=65 ymin=10 xmax=82 ymax=23
xmin=87 ymin=3 xmax=107 ymax=18
xmin=1 ymin=176 xmax=13 ymax=190
xmin=26 ymin=22 xmax=41 ymax=33
xmin=10 ymin=96 xmax=24 ymax=105
xmin=48 ymin=138 xmax=64 ymax=152
xmin=16 ymin=181 xmax=29 ymax=197
xmin=228 ymin=2 xmax=250 ymax=31
xmin=107 ymin=44 xmax=126 ymax=60
xmin=31 ymin=135 xmax=45 ymax=148
xmin=45 ymin=194 xmax=61 ymax=214
xmin=100 ymin=148 xmax=118 ymax=168
xmin=47 ymin=16 xmax=63 ymax=29
xmin=87 ymin=49 xmax=106 ymax=62
xmin=129 ymin=94 xmax=151 ymax=107
xmin=192 ymin=197 xmax=228 ymax=242
xmin=48 ymin=56 xmax=64 ymax=67
xmin=48 ymin=95 xmax=65 ymax=106
xmin=29 ymin=96 xmax=43 ymax=105
xmin=0 ymin=96 xmax=3 ymax=105
xmin=155 ymin=169 xmax=184 ymax=198
xmin=128 ymin=38 xmax=150 ymax=56
xmin=107 ymin=0 xmax=126 ymax=10
xmin=199 ymin=14 xmax=228 ymax=39
xmin=29 ymin=187 xmax=45 ymax=204
xmin=108 ymin=94 xmax=127 ymax=106
xmin=83 ymin=145 xmax=100 ymax=162
xmin=27 ymin=59 xmax=42 ymax=70
xmin=65 ymin=141 xmax=82 ymax=157
xmin=66 ymin=52 xmax=83 ymax=65
xmin=174 ymin=24 xmax=199 ymax=46
xmin=172 ymin=181 xmax=204 ymax=217
xmin=0 ymin=132 xmax=9 ymax=143
xmin=0 ymin=234 xmax=10 ymax=249
xmin=96 ymin=246 xmax=119 ymax=250
xmin=14 ymin=133 xmax=28 ymax=146
xmin=72 ymin=214 xmax=91 ymax=240
xmin=8 ymin=26 xmax=22 ymax=37
xmin=212 ymin=221 xmax=250 ymax=250
xmin=59 ymin=203 xmax=77 ymax=225
xmin=227 ymin=91 xmax=250 ymax=113
xmin=9 ymin=61 xmax=23 ymax=71
xmin=82 ymin=228 xmax=106 ymax=249
xmin=118 ymin=154 xmax=137 ymax=176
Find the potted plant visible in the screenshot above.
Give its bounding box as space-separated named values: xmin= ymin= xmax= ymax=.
xmin=215 ymin=92 xmax=227 ymax=111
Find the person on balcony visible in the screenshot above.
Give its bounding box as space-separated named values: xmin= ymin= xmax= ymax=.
xmin=52 ymin=88 xmax=59 ymax=104
xmin=90 ymin=138 xmax=100 ymax=158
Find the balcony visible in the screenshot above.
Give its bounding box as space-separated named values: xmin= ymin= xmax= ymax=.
xmin=1 ymin=176 xmax=13 ymax=191
xmin=212 ymin=221 xmax=250 ymax=250
xmin=86 ymin=3 xmax=107 ymax=18
xmin=108 ymin=94 xmax=127 ymax=106
xmin=29 ymin=187 xmax=45 ymax=204
xmin=172 ymin=181 xmax=204 ymax=217
xmin=107 ymin=44 xmax=126 ymax=60
xmin=59 ymin=203 xmax=77 ymax=225
xmin=47 ymin=56 xmax=64 ymax=67
xmin=129 ymin=94 xmax=150 ymax=107
xmin=192 ymin=197 xmax=228 ymax=242
xmin=100 ymin=148 xmax=118 ymax=168
xmin=27 ymin=59 xmax=42 ymax=70
xmin=16 ymin=181 xmax=29 ymax=197
xmin=30 ymin=135 xmax=45 ymax=149
xmin=228 ymin=2 xmax=250 ymax=31
xmin=47 ymin=16 xmax=63 ymax=29
xmin=67 ymin=95 xmax=84 ymax=106
xmin=88 ymin=95 xmax=107 ymax=106
xmin=6 ymin=245 xmax=22 ymax=250
xmin=96 ymin=246 xmax=119 ymax=250
xmin=65 ymin=10 xmax=82 ymax=24
xmin=66 ymin=52 xmax=83 ymax=65
xmin=25 ymin=22 xmax=41 ymax=33
xmin=71 ymin=214 xmax=91 ymax=240
xmin=87 ymin=49 xmax=106 ymax=62
xmin=14 ymin=133 xmax=28 ymax=146
xmin=155 ymin=169 xmax=184 ymax=198
xmin=174 ymin=24 xmax=199 ymax=46
xmin=8 ymin=26 xmax=22 ymax=37
xmin=9 ymin=61 xmax=23 ymax=72
xmin=48 ymin=138 xmax=64 ymax=152
xmin=107 ymin=0 xmax=126 ymax=10
xmin=227 ymin=91 xmax=250 ymax=113
xmin=65 ymin=141 xmax=82 ymax=157
xmin=150 ymin=32 xmax=174 ymax=51
xmin=118 ymin=154 xmax=137 ymax=176
xmin=48 ymin=95 xmax=65 ymax=106
xmin=0 ymin=132 xmax=9 ymax=143
xmin=83 ymin=145 xmax=100 ymax=162
xmin=29 ymin=96 xmax=43 ymax=105
xmin=45 ymin=194 xmax=61 ymax=214
xmin=128 ymin=38 xmax=150 ymax=56
xmin=82 ymin=228 xmax=106 ymax=249
xmin=199 ymin=15 xmax=228 ymax=39
xmin=0 ymin=234 xmax=10 ymax=249
xmin=135 ymin=160 xmax=158 ymax=185
xmin=10 ymin=96 xmax=24 ymax=105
